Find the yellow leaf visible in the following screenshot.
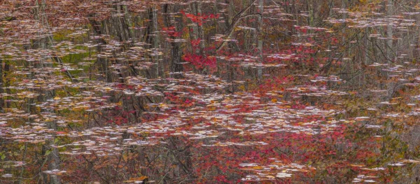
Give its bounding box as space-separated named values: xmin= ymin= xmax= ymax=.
xmin=252 ymin=166 xmax=264 ymax=170
xmin=207 ymin=105 xmax=217 ymax=111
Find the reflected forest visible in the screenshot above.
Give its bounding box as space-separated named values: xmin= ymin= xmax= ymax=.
xmin=1 ymin=0 xmax=420 ymax=183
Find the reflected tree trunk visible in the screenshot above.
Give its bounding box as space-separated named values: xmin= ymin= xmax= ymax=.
xmin=387 ymin=0 xmax=393 ymax=62
xmin=257 ymin=0 xmax=263 ymax=79
xmin=163 ymin=3 xmax=184 ymax=77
